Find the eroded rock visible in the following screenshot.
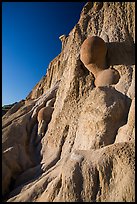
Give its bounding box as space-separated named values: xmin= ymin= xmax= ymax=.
xmin=59 ymin=34 xmax=68 ymax=50
xmin=72 ymin=86 xmax=130 ymax=151
xmin=37 ymin=98 xmax=55 ymax=139
xmin=80 ymin=35 xmax=107 ymax=77
xmin=115 ymin=97 xmax=135 ymax=143
xmin=2 ymin=2 xmax=135 ymax=202
xmin=6 ymin=142 xmax=135 ymax=202
xmin=94 ymin=67 xmax=120 ymax=87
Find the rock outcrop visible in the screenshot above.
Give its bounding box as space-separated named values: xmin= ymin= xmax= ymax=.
xmin=94 ymin=67 xmax=120 ymax=87
xmin=80 ymin=36 xmax=107 ymax=77
xmin=2 ymin=2 xmax=135 ymax=202
xmin=37 ymin=98 xmax=55 ymax=139
xmin=59 ymin=34 xmax=68 ymax=50
xmin=2 ymin=102 xmax=18 ymax=116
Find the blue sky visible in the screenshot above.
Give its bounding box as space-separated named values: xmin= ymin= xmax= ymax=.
xmin=2 ymin=2 xmax=86 ymax=105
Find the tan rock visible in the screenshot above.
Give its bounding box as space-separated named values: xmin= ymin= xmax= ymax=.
xmin=114 ymin=65 xmax=133 ymax=95
xmin=94 ymin=67 xmax=120 ymax=87
xmin=2 ymin=2 xmax=135 ymax=202
xmin=31 ymin=80 xmax=59 ymax=119
xmin=46 ymin=98 xmax=55 ymax=107
xmin=2 ymin=97 xmax=48 ymax=197
xmin=127 ymin=66 xmax=135 ymax=99
xmin=7 ymin=142 xmax=135 ymax=202
xmin=80 ymin=36 xmax=107 ymax=77
xmin=37 ymin=106 xmax=54 ymax=138
xmin=115 ymin=97 xmax=135 ymax=143
xmin=59 ymin=34 xmax=67 ymax=50
xmin=72 ymin=86 xmax=130 ymax=151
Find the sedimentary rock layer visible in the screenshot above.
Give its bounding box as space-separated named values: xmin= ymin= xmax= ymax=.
xmin=2 ymin=2 xmax=135 ymax=202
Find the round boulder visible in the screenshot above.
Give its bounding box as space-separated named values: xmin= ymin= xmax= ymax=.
xmin=80 ymin=36 xmax=107 ymax=76
xmin=94 ymin=68 xmax=120 ymax=87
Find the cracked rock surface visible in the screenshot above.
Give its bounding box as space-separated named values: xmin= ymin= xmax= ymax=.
xmin=2 ymin=2 xmax=135 ymax=202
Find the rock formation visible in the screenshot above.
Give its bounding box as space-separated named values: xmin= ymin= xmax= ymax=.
xmin=94 ymin=67 xmax=120 ymax=87
xmin=80 ymin=35 xmax=120 ymax=87
xmin=80 ymin=36 xmax=107 ymax=77
xmin=37 ymin=98 xmax=55 ymax=140
xmin=2 ymin=2 xmax=135 ymax=202
xmin=59 ymin=34 xmax=68 ymax=50
xmin=2 ymin=102 xmax=18 ymax=116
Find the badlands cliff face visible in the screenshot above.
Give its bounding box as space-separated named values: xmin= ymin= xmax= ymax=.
xmin=2 ymin=2 xmax=135 ymax=202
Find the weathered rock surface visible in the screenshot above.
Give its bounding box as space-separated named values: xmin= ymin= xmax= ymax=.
xmin=2 ymin=102 xmax=18 ymax=116
xmin=37 ymin=98 xmax=55 ymax=140
xmin=2 ymin=2 xmax=135 ymax=202
xmin=80 ymin=35 xmax=107 ymax=77
xmin=115 ymin=97 xmax=135 ymax=143
xmin=94 ymin=68 xmax=120 ymax=87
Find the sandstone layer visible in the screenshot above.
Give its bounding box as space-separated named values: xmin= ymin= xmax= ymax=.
xmin=2 ymin=2 xmax=135 ymax=202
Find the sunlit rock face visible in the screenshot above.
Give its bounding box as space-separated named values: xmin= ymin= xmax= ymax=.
xmin=2 ymin=2 xmax=135 ymax=202
xmin=80 ymin=36 xmax=107 ymax=77
xmin=80 ymin=35 xmax=120 ymax=87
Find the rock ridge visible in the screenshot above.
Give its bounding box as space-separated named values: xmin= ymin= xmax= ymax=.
xmin=2 ymin=2 xmax=135 ymax=202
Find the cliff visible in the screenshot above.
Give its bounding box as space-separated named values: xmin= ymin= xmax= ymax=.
xmin=2 ymin=2 xmax=135 ymax=202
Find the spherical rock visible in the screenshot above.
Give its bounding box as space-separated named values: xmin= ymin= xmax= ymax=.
xmin=80 ymin=36 xmax=107 ymax=76
xmin=95 ymin=68 xmax=120 ymax=87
